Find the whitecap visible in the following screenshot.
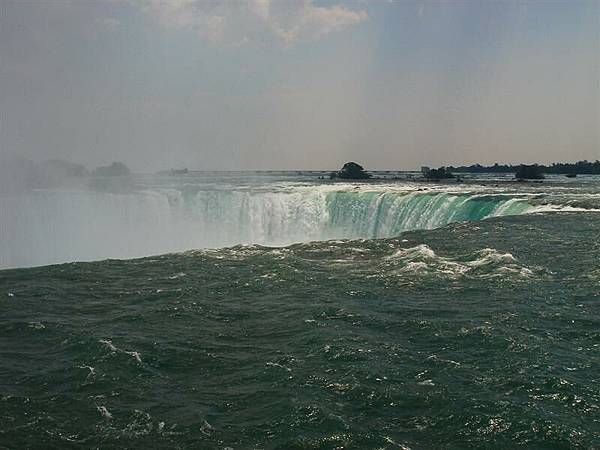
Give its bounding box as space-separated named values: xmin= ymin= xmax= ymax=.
xmin=266 ymin=362 xmax=292 ymax=372
xmin=28 ymin=321 xmax=45 ymax=330
xmin=100 ymin=340 xmax=142 ymax=363
xmin=399 ymin=261 xmax=428 ymax=272
xmin=125 ymin=351 xmax=142 ymax=363
xmin=97 ymin=405 xmax=112 ymax=420
xmin=388 ymin=244 xmax=437 ymax=260
xmin=99 ymin=339 xmax=117 ymax=352
xmin=467 ymin=248 xmax=516 ymax=267
xmin=384 ymin=244 xmax=535 ymax=280
xmin=168 ymin=272 xmax=186 ymax=280
xmin=78 ymin=365 xmax=96 ymax=380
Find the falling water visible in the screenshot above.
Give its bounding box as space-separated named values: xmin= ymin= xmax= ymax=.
xmin=0 ymin=184 xmax=533 ymax=268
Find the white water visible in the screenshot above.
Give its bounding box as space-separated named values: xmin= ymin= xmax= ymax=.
xmin=0 ymin=180 xmax=538 ymax=269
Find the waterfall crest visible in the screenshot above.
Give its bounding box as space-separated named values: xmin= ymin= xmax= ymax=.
xmin=0 ymin=187 xmax=532 ymax=268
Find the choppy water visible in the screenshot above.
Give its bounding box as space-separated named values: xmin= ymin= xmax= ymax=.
xmin=1 ymin=173 xmax=599 ymax=448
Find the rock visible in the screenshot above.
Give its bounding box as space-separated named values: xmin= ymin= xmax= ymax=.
xmin=515 ymin=164 xmax=545 ymax=180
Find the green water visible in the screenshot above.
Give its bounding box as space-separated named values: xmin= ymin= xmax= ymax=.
xmin=0 ymin=174 xmax=542 ymax=269
xmin=1 ymin=209 xmax=599 ymax=449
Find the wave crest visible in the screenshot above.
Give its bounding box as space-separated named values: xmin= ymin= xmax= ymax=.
xmin=385 ymin=245 xmax=532 ymax=279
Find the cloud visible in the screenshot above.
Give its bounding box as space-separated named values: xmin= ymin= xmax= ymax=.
xmin=271 ymin=2 xmax=368 ymax=44
xmin=140 ymin=0 xmax=367 ymax=45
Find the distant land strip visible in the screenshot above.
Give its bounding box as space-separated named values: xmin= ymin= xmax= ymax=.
xmin=448 ymin=160 xmax=600 ymax=175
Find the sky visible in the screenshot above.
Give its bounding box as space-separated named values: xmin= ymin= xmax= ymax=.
xmin=0 ymin=0 xmax=598 ymax=172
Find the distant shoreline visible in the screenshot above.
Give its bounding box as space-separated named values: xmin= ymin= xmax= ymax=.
xmin=326 ymin=175 xmax=585 ymax=189
xmin=448 ymin=160 xmax=600 ymax=175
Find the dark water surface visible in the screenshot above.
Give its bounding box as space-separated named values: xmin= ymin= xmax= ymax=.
xmin=1 ymin=211 xmax=599 ymax=449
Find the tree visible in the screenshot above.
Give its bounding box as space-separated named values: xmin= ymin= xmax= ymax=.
xmin=425 ymin=166 xmax=455 ymax=180
xmin=333 ymin=162 xmax=372 ymax=180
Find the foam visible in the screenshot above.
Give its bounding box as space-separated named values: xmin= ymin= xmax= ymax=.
xmin=384 ymin=245 xmax=533 ymax=279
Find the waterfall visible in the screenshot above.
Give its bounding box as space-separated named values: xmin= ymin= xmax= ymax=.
xmin=0 ymin=187 xmax=533 ymax=268
xmin=325 ymin=191 xmax=531 ymax=239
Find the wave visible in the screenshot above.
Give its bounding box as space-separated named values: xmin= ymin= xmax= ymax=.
xmin=383 ymin=244 xmax=534 ymax=279
xmin=0 ymin=184 xmax=578 ymax=268
xmin=182 ymin=241 xmax=537 ymax=282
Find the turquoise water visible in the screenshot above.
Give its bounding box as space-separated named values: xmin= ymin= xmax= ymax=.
xmin=0 ymin=174 xmax=544 ymax=269
xmin=1 ymin=174 xmax=599 ymax=448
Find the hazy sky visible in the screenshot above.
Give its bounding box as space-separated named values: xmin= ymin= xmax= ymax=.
xmin=0 ymin=0 xmax=598 ymax=172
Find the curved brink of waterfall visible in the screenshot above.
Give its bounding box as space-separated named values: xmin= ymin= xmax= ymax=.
xmin=0 ymin=188 xmax=540 ymax=269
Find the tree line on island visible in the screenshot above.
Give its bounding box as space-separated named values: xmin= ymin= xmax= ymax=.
xmin=448 ymin=160 xmax=600 ymax=176
xmin=0 ymin=156 xmax=134 ymax=193
xmin=330 ymin=160 xmax=600 ymax=180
